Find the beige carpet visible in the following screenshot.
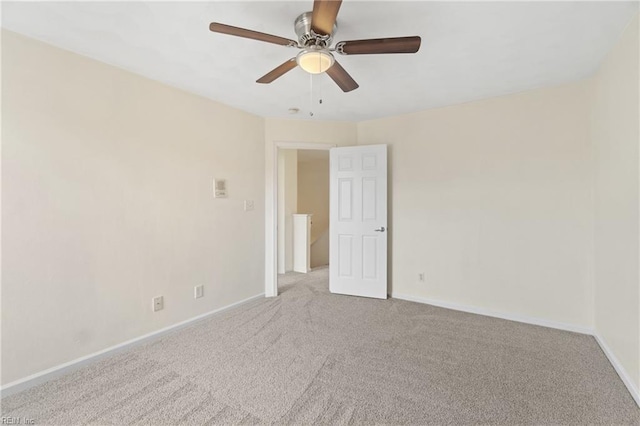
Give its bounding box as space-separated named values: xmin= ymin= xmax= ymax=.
xmin=2 ymin=267 xmax=639 ymax=425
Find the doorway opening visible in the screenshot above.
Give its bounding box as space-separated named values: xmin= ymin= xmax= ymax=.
xmin=277 ymin=148 xmax=331 ymax=292
xmin=266 ymin=142 xmax=335 ymax=297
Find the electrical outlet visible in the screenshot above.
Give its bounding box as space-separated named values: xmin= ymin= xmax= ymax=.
xmin=244 ymin=200 xmax=254 ymax=211
xmin=194 ymin=285 xmax=204 ymax=299
xmin=152 ymin=296 xmax=164 ymax=312
xmin=418 ymin=273 xmax=425 ymax=282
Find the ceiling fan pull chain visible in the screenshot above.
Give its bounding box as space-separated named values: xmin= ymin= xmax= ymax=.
xmin=309 ymin=74 xmax=313 ymax=116
xmin=316 ymin=51 xmax=323 ymax=105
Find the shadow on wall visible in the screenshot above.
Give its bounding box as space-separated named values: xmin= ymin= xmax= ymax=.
xmin=310 ymin=229 xmax=330 ymax=268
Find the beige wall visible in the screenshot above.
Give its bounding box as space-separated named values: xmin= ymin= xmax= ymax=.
xmin=592 ymin=13 xmax=640 ymax=391
xmin=297 ymin=157 xmax=330 ymax=268
xmin=358 ymin=80 xmax=594 ymax=329
xmin=265 ymin=119 xmax=357 ymax=147
xmin=1 ymin=31 xmax=265 ymax=385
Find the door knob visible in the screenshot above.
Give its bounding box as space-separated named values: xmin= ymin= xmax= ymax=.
xmin=374 ymin=227 xmax=386 ymax=232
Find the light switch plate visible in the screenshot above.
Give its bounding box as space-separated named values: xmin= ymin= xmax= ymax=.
xmin=244 ymin=200 xmax=254 ymax=211
xmin=194 ymin=285 xmax=204 ymax=299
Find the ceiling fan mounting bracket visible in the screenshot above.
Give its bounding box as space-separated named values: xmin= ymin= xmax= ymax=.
xmin=294 ymin=11 xmax=337 ymax=48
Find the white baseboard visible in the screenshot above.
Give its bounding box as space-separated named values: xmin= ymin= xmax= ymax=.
xmin=0 ymin=293 xmax=265 ymax=397
xmin=391 ymin=292 xmax=593 ymax=335
xmin=391 ymin=292 xmax=639 ymax=408
xmin=593 ymin=333 xmax=640 ymax=407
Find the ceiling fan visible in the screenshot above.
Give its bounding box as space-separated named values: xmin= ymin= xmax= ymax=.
xmin=209 ymin=0 xmax=421 ymax=92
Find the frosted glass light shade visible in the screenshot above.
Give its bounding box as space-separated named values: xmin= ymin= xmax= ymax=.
xmin=296 ymin=49 xmax=335 ymax=74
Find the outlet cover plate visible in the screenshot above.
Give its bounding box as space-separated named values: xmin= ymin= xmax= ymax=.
xmin=153 ymin=296 xmax=164 ymax=312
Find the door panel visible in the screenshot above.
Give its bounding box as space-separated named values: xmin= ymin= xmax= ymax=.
xmin=338 ymin=235 xmax=353 ymax=277
xmin=338 ymin=179 xmax=353 ymax=221
xmin=330 ymin=145 xmax=387 ymax=299
xmin=362 ymin=236 xmax=378 ymax=279
xmin=362 ymin=178 xmax=377 ymax=221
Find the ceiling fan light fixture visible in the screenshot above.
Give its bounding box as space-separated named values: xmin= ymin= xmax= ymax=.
xmin=296 ymin=49 xmax=334 ymax=74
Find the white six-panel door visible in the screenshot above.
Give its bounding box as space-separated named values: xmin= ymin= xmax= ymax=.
xmin=330 ymin=145 xmax=387 ymax=299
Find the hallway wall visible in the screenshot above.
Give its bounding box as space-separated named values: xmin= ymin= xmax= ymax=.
xmin=298 ymin=153 xmax=330 ymax=268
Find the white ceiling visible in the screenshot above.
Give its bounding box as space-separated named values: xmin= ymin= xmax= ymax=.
xmin=2 ymin=1 xmax=638 ymax=121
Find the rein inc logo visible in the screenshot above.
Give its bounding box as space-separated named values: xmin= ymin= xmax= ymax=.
xmin=1 ymin=418 xmax=35 ymax=425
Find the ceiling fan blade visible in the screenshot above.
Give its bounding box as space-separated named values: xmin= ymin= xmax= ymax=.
xmin=256 ymin=59 xmax=298 ymax=84
xmin=209 ymin=22 xmax=297 ymax=47
xmin=311 ymin=0 xmax=342 ymax=36
xmin=336 ymin=36 xmax=421 ymax=55
xmin=326 ymin=60 xmax=359 ymax=92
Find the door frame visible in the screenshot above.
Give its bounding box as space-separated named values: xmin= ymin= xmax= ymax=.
xmin=265 ymin=141 xmax=336 ymax=297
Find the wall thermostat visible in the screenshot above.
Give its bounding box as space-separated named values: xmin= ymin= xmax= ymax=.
xmin=214 ymin=178 xmax=227 ymax=198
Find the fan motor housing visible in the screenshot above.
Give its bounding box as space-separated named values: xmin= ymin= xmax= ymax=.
xmin=294 ymin=11 xmax=337 ymax=47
